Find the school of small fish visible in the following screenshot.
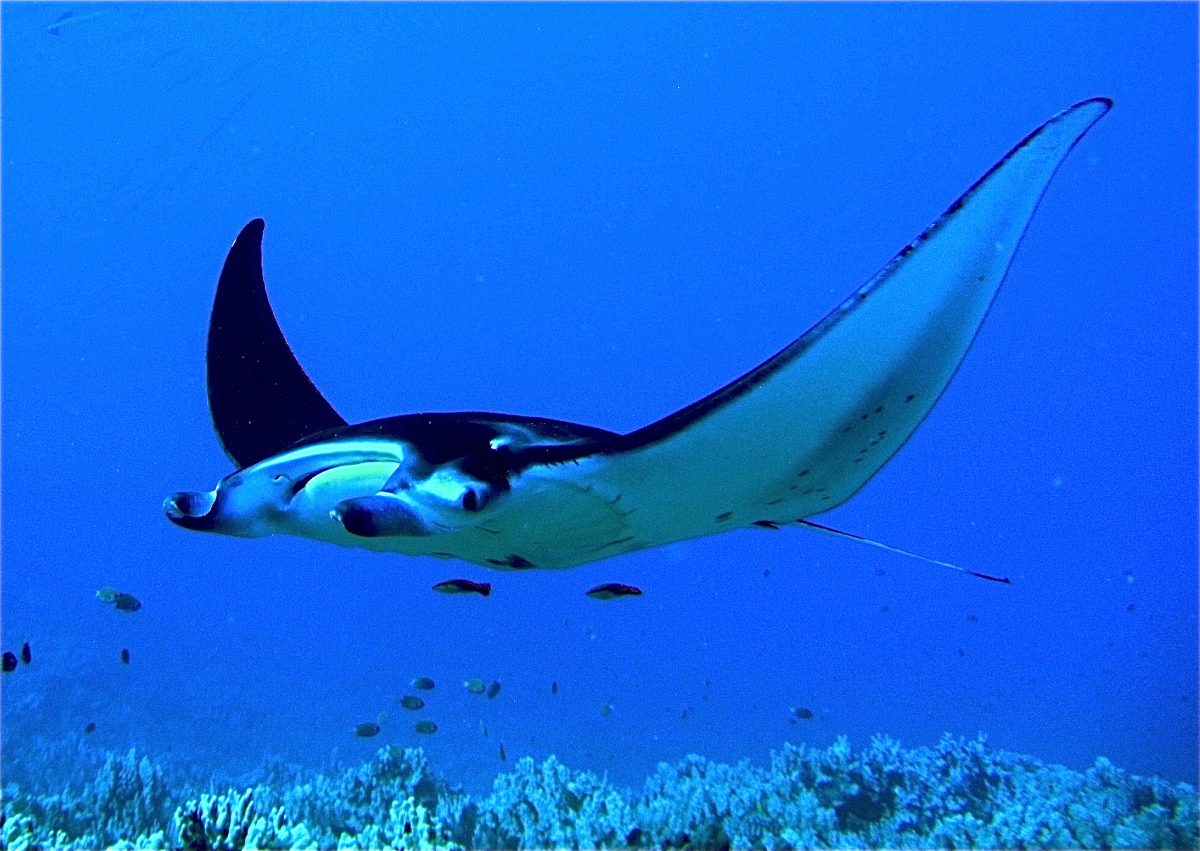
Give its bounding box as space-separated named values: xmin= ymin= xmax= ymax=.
xmin=2 ymin=575 xmax=825 ymax=761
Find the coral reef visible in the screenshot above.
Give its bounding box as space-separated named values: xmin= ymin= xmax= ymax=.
xmin=473 ymin=754 xmax=632 ymax=849
xmin=1 ymin=735 xmax=1196 ymax=850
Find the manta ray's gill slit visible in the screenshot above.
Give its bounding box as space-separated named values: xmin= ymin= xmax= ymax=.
xmin=486 ymin=554 xmax=535 ymax=569
xmin=594 ymin=535 xmax=637 ymax=552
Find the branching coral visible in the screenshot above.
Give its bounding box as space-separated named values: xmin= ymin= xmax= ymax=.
xmin=272 ymin=745 xmax=458 ymax=848
xmin=1 ymin=738 xmax=1195 ymax=850
xmin=169 ymin=787 xmax=314 ymax=851
xmin=473 ymin=755 xmax=632 ymax=849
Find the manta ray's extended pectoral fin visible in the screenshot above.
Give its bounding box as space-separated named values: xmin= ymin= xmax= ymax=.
xmin=560 ymin=98 xmax=1112 ymax=553
xmin=207 ymin=219 xmax=347 ymax=469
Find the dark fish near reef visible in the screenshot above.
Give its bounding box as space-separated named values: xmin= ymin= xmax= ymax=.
xmin=411 ymin=676 xmax=435 ymax=690
xmin=414 ymin=720 xmax=438 ymax=735
xmin=499 ymin=742 xmax=507 ymax=762
xmin=20 ymin=642 xmax=31 ymax=665
xmin=96 ymin=588 xmax=142 ymax=612
xmin=586 ymin=583 xmax=642 ymax=600
xmin=792 ymin=706 xmax=814 ymax=720
xmin=163 ymin=101 xmax=1110 ymax=581
xmin=120 ymin=648 xmax=131 ymax=665
xmin=84 ymin=722 xmax=96 ymax=734
xmin=113 ymin=593 xmax=142 ymax=611
xmin=464 ymin=678 xmax=487 ymax=695
xmin=599 ymin=702 xmax=613 ymax=717
xmin=1 ymin=652 xmax=16 ymax=673
xmin=551 ymin=680 xmax=558 ymax=696
xmin=432 ymin=579 xmax=491 ymax=596
xmin=486 ymin=680 xmax=502 ymax=700
xmin=399 ymin=695 xmax=425 ymax=710
xmin=354 ymin=722 xmax=381 ymax=738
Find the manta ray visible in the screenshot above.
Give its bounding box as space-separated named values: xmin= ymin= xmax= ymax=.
xmin=166 ymin=98 xmax=1110 ymax=575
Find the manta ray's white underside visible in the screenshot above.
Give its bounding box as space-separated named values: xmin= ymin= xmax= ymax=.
xmin=165 ymin=99 xmax=1111 ymax=571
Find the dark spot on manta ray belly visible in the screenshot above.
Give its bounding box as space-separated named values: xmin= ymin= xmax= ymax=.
xmin=486 ymin=554 xmax=535 ymax=569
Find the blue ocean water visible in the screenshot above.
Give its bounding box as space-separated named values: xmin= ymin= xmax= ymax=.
xmin=1 ymin=0 xmax=1196 ymax=819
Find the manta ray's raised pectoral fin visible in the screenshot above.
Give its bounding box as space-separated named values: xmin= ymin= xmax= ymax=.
xmin=207 ymin=219 xmax=347 ymax=469
xmin=519 ymin=98 xmax=1112 ymax=554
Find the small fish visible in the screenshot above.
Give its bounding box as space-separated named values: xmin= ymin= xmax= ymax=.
xmin=1 ymin=652 xmax=16 ymax=673
xmin=486 ymin=680 xmax=502 ymax=700
xmin=551 ymin=681 xmax=558 ymax=696
xmin=432 ymin=579 xmax=491 ymax=597
xmin=20 ymin=642 xmax=31 ymax=665
xmin=97 ymin=588 xmax=142 ymax=612
xmin=586 ymin=583 xmax=643 ymax=600
xmin=464 ymin=678 xmax=487 ymax=694
xmin=353 ymin=722 xmax=381 ymax=738
xmin=762 ymin=568 xmax=771 ymax=578
xmin=411 ymin=676 xmax=435 ymax=690
xmin=120 ymin=648 xmax=130 ymax=665
xmin=480 ymin=722 xmax=489 ymax=737
xmin=499 ymin=742 xmax=507 ymax=762
xmin=966 ymin=614 xmax=979 ymax=623
xmin=414 ymin=720 xmax=438 ymax=735
xmin=792 ymin=706 xmax=814 ymax=720
xmin=377 ymin=712 xmax=389 ymax=725
xmin=399 ymin=695 xmax=425 ymax=711
xmin=599 ymin=702 xmax=613 ymax=717
xmin=84 ymin=722 xmax=96 ymax=734
xmin=113 ymin=593 xmax=142 ymax=612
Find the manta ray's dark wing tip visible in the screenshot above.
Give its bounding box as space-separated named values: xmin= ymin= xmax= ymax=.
xmin=207 ymin=218 xmax=347 ymax=469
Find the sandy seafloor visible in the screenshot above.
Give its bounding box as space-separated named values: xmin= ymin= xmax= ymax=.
xmin=1 ymin=2 xmax=1197 ymax=848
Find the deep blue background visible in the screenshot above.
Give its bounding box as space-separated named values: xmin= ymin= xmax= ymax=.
xmin=3 ymin=3 xmax=1196 ymax=794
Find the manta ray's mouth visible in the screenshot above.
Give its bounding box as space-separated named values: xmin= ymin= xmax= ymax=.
xmin=164 ymin=490 xmax=217 ymax=530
